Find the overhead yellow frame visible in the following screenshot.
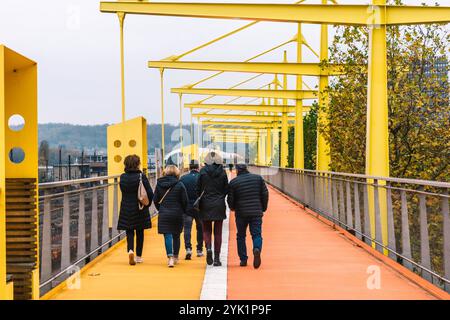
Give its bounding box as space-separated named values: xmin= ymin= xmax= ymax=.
xmin=172 ymin=88 xmax=317 ymax=100
xmin=201 ymin=120 xmax=294 ymax=128
xmin=101 ymin=0 xmax=450 ymax=254
xmin=193 ymin=113 xmax=296 ymax=122
xmin=100 ymin=2 xmax=450 ymax=26
xmin=186 ymin=103 xmax=310 ymax=113
xmin=148 ymin=61 xmax=343 ymax=76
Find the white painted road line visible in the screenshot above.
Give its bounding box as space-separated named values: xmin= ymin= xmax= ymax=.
xmin=200 ymin=209 xmax=230 ymax=300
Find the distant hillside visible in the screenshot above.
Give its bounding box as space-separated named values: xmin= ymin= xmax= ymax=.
xmin=38 ymin=123 xmax=195 ymax=153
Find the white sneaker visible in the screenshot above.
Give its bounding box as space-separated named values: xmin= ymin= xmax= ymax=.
xmin=174 ymin=256 xmax=179 ymax=265
xmin=168 ymin=257 xmax=175 ymax=268
xmin=128 ymin=250 xmax=136 ymax=266
xmin=135 ymin=256 xmax=143 ymax=264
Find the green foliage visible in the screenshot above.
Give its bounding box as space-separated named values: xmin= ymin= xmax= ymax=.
xmin=322 ymin=18 xmax=449 ymax=181
xmin=319 ymin=0 xmax=449 ymax=277
xmin=287 ymin=103 xmax=318 ymax=169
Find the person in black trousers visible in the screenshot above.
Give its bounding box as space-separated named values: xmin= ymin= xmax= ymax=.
xmin=180 ymin=160 xmax=204 ymax=259
xmin=153 ymin=165 xmax=188 ymax=268
xmin=117 ymin=155 xmax=154 ymax=266
xmin=227 ymin=163 xmax=269 ymax=269
xmin=197 ymin=152 xmax=229 ymax=266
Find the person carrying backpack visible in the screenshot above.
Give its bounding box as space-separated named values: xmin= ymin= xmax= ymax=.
xmin=180 ymin=160 xmax=204 ymax=260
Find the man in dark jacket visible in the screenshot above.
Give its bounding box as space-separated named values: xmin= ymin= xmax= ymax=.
xmin=180 ymin=160 xmax=204 ymax=259
xmin=227 ymin=163 xmax=269 ymax=269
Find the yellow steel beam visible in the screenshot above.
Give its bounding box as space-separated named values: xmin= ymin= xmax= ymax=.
xmin=280 ymin=53 xmax=289 ymax=168
xmin=148 ymin=61 xmax=343 ymax=76
xmin=100 ymin=2 xmax=450 ymax=26
xmin=201 ymin=121 xmax=295 ymax=128
xmin=206 ymin=132 xmax=260 ymax=138
xmin=172 ymin=88 xmax=317 ymax=100
xmin=184 ymin=103 xmax=295 ymax=113
xmin=193 ymin=113 xmax=295 ymax=121
xmin=317 ymin=0 xmax=331 ymax=172
xmin=186 ymin=103 xmax=311 ymax=113
xmin=366 ymin=0 xmax=389 ymax=254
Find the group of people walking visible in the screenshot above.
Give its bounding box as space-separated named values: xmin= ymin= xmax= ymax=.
xmin=117 ymin=152 xmax=269 ymax=269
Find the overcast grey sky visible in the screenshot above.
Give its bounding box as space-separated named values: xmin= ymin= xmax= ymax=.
xmin=0 ymin=0 xmax=443 ymax=125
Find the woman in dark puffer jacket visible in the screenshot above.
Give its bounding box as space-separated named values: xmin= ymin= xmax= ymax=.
xmin=197 ymin=152 xmax=229 ymax=267
xmin=153 ymin=165 xmax=188 ymax=267
xmin=117 ymin=155 xmax=154 ymax=266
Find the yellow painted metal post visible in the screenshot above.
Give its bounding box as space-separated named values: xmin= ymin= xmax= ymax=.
xmin=179 ymin=93 xmax=183 ymax=168
xmin=107 ymin=117 xmax=148 ymax=225
xmin=294 ymin=25 xmax=304 ymax=169
xmin=118 ymin=12 xmax=126 ymax=122
xmin=316 ymin=0 xmax=331 ymax=171
xmin=281 ymin=61 xmax=288 ymax=168
xmin=366 ymin=0 xmax=389 ymax=253
xmin=160 ymin=68 xmax=165 ymax=167
xmin=190 ymin=108 xmax=195 ymax=161
xmin=266 ymin=127 xmax=272 ymax=165
xmin=1 ymin=46 xmax=38 ymax=300
xmin=0 ymin=45 xmax=5 ymax=300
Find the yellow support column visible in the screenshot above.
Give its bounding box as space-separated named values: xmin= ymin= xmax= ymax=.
xmin=266 ymin=127 xmax=272 ymax=165
xmin=190 ymin=109 xmax=195 ymax=161
xmin=1 ymin=46 xmax=38 ymax=300
xmin=160 ymin=68 xmax=166 ymax=167
xmin=316 ymin=0 xmax=331 ymax=171
xmin=294 ymin=26 xmax=304 ymax=169
xmin=107 ymin=117 xmax=148 ymax=224
xmin=179 ymin=93 xmax=184 ymax=168
xmin=280 ymin=60 xmax=288 ymax=168
xmin=366 ymin=0 xmax=389 ymax=253
xmin=117 ymin=12 xmax=126 ymax=123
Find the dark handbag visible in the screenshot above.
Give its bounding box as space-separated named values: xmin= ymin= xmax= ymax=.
xmin=192 ymin=190 xmax=205 ymax=212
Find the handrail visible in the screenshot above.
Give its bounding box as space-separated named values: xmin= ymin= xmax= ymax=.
xmin=39 ymin=174 xmax=121 ymax=189
xmin=251 ymin=165 xmax=450 ymax=188
xmin=249 ymin=165 xmax=450 ymax=293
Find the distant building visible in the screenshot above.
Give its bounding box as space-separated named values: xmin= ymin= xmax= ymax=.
xmin=48 ymin=154 xmax=108 ymax=182
xmin=409 ymin=56 xmax=448 ymax=105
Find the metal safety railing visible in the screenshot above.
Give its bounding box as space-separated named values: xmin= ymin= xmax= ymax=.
xmin=38 ymin=173 xmax=157 ymax=296
xmin=249 ymin=165 xmax=450 ymax=293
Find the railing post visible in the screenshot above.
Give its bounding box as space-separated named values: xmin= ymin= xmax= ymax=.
xmin=354 ymin=182 xmax=362 ymax=240
xmin=418 ymin=189 xmax=431 ymax=282
xmin=400 ymin=190 xmax=412 ymax=270
xmin=60 ymin=187 xmax=71 ymax=271
xmin=40 ymin=192 xmax=52 ymax=283
xmin=90 ymin=188 xmax=99 ymax=258
xmin=386 ymin=182 xmax=396 ymax=260
xmin=102 ymin=181 xmax=110 ymax=252
xmin=441 ymin=190 xmax=449 ymax=292
xmin=346 ymin=181 xmax=353 ymax=230
xmin=332 ymin=178 xmax=339 ymax=223
xmin=373 ymin=179 xmax=383 ymax=253
xmin=327 ymin=174 xmax=333 ymax=216
xmin=111 ymin=178 xmax=119 ymax=239
xmin=363 ymin=183 xmax=371 ymax=245
xmin=338 ymin=180 xmax=346 ymax=226
xmin=77 ymin=190 xmax=86 ymax=260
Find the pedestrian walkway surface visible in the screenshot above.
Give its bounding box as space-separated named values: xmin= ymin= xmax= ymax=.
xmin=46 ymin=185 xmax=437 ymax=300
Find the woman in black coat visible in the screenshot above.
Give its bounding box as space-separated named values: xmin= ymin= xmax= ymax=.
xmin=153 ymin=165 xmax=188 ymax=268
xmin=197 ymin=152 xmax=229 ymax=266
xmin=117 ymin=155 xmax=154 ymax=266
